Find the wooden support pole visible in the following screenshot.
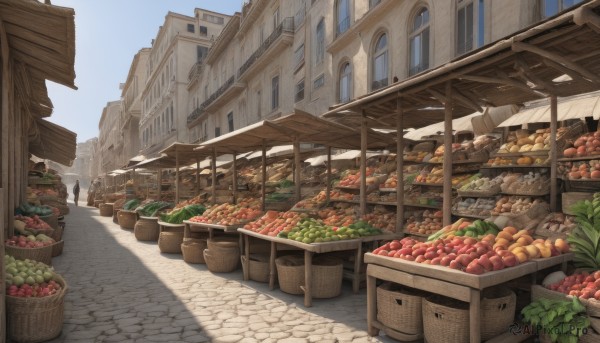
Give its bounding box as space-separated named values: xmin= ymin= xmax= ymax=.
xmin=261 ymin=141 xmax=267 ymax=212
xmin=175 ymin=148 xmax=180 ymax=204
xmin=443 ymin=81 xmax=453 ymax=226
xmin=550 ymin=95 xmax=558 ymax=212
xmin=293 ymin=138 xmax=301 ymax=204
xmin=211 ymin=148 xmax=217 ymax=205
xmin=157 ymin=168 xmax=162 ymax=200
xmin=232 ymin=153 xmax=238 ymax=204
xmin=326 ymin=146 xmax=332 ymax=204
xmin=360 ymin=111 xmax=368 ymax=217
xmin=396 ymin=98 xmax=405 ymax=234
xmin=195 ymin=160 xmax=200 ymax=196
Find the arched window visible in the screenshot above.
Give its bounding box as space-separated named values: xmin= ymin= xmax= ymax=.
xmin=315 ymin=19 xmax=325 ymax=64
xmin=336 ymin=0 xmax=351 ymax=36
xmin=372 ymin=33 xmax=388 ymax=90
xmin=339 ymin=62 xmax=352 ymax=103
xmin=409 ymin=7 xmax=430 ymax=76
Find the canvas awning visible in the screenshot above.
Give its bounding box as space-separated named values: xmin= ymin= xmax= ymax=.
xmin=124 ymin=154 xmax=146 ymax=168
xmin=29 ymin=119 xmax=76 ymax=166
xmin=331 ymin=150 xmax=387 ymax=161
xmin=159 ymin=142 xmax=209 ymax=165
xmin=498 ymin=90 xmax=600 ymax=127
xmin=403 ymin=111 xmax=483 ymax=141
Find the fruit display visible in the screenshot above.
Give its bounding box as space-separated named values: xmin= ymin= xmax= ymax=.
xmin=405 ymin=210 xmax=443 ymax=236
xmin=4 ymin=255 xmax=62 ymax=297
xmin=448 ymin=220 xmax=499 ymax=238
xmin=189 ymin=199 xmax=262 ymax=226
xmin=6 ymin=234 xmax=55 ymax=248
xmin=14 ymin=215 xmax=52 ymax=233
xmin=329 ymin=190 xmax=354 ymax=201
xmin=17 ymin=203 xmax=55 ymax=217
xmin=404 ymin=188 xmax=443 ymax=207
xmin=362 ymin=205 xmax=396 ymax=233
xmin=496 ymin=128 xmax=552 ymax=154
xmin=561 ymin=160 xmax=600 ymax=180
xmin=414 ymin=165 xmax=442 ymax=184
xmin=404 ymin=150 xmax=431 ymax=163
xmin=380 ymin=172 xmax=399 ymax=189
xmin=452 ymin=198 xmax=497 ymax=218
xmin=491 ymin=226 xmax=567 ymax=263
xmin=490 ymin=196 xmax=547 ymax=216
xmin=336 ymin=168 xmax=385 ymax=189
xmin=563 ymin=130 xmax=600 ymax=158
xmin=567 ymin=193 xmax=600 ymax=270
xmin=293 ymin=190 xmax=329 ymax=209
xmin=545 ymin=271 xmax=600 ymax=300
xmin=243 ymin=210 xmax=308 ymax=236
xmin=281 ymin=218 xmax=381 ymax=243
xmin=428 ymin=136 xmax=497 ymax=163
xmin=173 ymin=195 xmax=204 ymax=210
xmin=160 ymin=204 xmax=206 ymax=224
xmin=500 ymin=172 xmax=550 ymax=195
xmin=485 ymin=155 xmax=549 ymax=166
xmin=458 ymin=174 xmax=504 ymax=194
xmin=536 ymin=212 xmax=577 ymax=235
xmin=318 ymin=204 xmax=357 ymax=227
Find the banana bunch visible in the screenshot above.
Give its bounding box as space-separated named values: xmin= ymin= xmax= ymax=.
xmin=567 ymin=193 xmax=600 ymax=270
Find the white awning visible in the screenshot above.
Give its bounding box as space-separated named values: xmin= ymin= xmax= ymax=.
xmin=331 ymin=150 xmax=386 ymax=160
xmin=403 ymin=111 xmax=483 ymax=141
xmin=498 ymin=91 xmax=600 ymax=127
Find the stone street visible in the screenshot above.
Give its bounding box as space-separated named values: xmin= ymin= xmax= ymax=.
xmin=47 ymin=203 xmax=396 ymax=343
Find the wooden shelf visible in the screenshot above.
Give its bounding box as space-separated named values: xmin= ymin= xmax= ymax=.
xmin=564 ymin=178 xmax=600 ymax=183
xmin=558 ymin=155 xmax=600 ymax=162
xmin=492 ymin=151 xmax=550 ymax=157
xmin=403 ymin=231 xmax=430 ymax=238
xmin=500 ymin=192 xmax=550 ymax=197
xmin=412 ymin=182 xmax=443 ymax=187
xmin=404 ymin=202 xmax=442 ymax=209
xmin=451 ymin=212 xmax=490 ymax=220
xmin=481 ymin=164 xmax=550 ymax=169
xmin=425 ymin=160 xmax=485 ymax=165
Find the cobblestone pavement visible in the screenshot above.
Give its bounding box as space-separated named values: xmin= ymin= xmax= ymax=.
xmin=47 ymin=204 xmax=396 ymax=343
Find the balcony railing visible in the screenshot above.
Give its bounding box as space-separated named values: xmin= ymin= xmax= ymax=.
xmin=336 ymin=16 xmax=351 ymax=37
xmin=187 ymin=61 xmax=204 ymax=83
xmin=238 ymin=17 xmax=294 ymax=78
xmin=371 ymin=78 xmax=388 ymax=91
xmin=294 ymin=6 xmax=305 ymax=28
xmin=202 ymin=76 xmax=235 ymax=108
xmin=187 ymin=107 xmax=206 ymax=125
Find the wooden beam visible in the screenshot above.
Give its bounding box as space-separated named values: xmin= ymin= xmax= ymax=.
xmin=428 ymin=88 xmax=483 ymax=113
xmin=541 ymin=58 xmax=590 ymax=85
xmin=443 ymin=81 xmax=453 ymax=227
xmin=175 ymin=145 xmax=180 ymax=204
xmin=512 ymin=41 xmax=600 ymax=85
xmin=211 ymin=148 xmax=216 ymax=205
xmin=232 ymin=153 xmax=237 ymax=204
xmin=293 ymin=138 xmax=301 ymax=204
xmin=326 ymin=146 xmax=331 ymax=204
xmin=360 ymin=111 xmax=368 ymax=217
xmin=396 ymin=98 xmax=404 ymax=234
xmin=550 ymin=95 xmax=558 ymax=212
xmin=157 ymin=168 xmax=162 ymax=200
xmin=261 ymin=141 xmax=267 ymax=212
xmin=196 ymin=160 xmax=200 ymax=196
xmin=513 ymin=55 xmax=559 ymax=93
xmin=573 ymin=7 xmax=600 ymax=34
xmin=455 ymin=73 xmax=548 ymax=97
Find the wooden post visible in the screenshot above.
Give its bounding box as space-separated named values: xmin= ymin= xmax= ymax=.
xmin=211 ymin=148 xmax=217 ymax=205
xmin=360 ymin=111 xmax=368 ymax=217
xmin=443 ymin=82 xmax=453 ymax=226
xmin=157 ymin=168 xmax=162 ymax=200
xmin=396 ymin=98 xmax=405 ymax=234
xmin=175 ymin=146 xmax=180 ymax=204
xmin=0 ymin=188 xmax=5 ymax=343
xmin=293 ymin=138 xmax=301 ymax=203
xmin=304 ymin=251 xmax=313 ymax=307
xmin=550 ymin=95 xmax=558 ymax=212
xmin=196 ymin=160 xmax=200 ymax=196
xmin=261 ymin=141 xmax=267 ymax=211
xmin=132 ymin=167 xmax=136 ymax=188
xmin=232 ymin=153 xmax=238 ymax=204
xmin=269 ymin=241 xmax=276 ymax=290
xmin=326 ymin=146 xmax=332 ymax=204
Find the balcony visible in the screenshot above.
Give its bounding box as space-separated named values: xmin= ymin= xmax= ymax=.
xmin=294 ymin=6 xmax=305 ymax=29
xmin=203 ymin=76 xmax=246 ymax=112
xmin=371 ymin=78 xmax=388 ymax=91
xmin=187 ymin=107 xmax=207 ymax=128
xmin=238 ymin=17 xmax=294 ymax=81
xmin=187 ymin=61 xmax=204 ymax=87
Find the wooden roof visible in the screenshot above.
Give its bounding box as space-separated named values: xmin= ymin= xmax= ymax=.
xmin=159 ymin=142 xmax=212 ymax=164
xmin=323 ymin=0 xmax=600 ymax=129
xmin=197 ymin=110 xmax=395 ymax=154
xmin=29 ymin=119 xmax=76 ymax=166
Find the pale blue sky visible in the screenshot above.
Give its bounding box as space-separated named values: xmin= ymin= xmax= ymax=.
xmin=47 ymin=1 xmax=241 ymax=143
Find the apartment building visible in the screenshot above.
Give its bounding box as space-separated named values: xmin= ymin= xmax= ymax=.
xmin=98 ymin=100 xmax=123 ymax=174
xmin=64 ymin=138 xmax=97 ymax=186
xmin=139 ymin=9 xmax=230 ymax=156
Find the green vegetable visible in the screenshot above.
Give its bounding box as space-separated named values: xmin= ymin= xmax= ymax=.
xmin=136 ymin=201 xmax=173 ymax=217
xmin=123 ymin=199 xmax=141 ymax=211
xmin=278 ymin=180 xmax=294 ymax=189
xmin=567 ymin=193 xmax=600 ymax=270
xmin=160 ymin=204 xmax=206 ymax=224
xmin=521 ymin=297 xmax=589 ymax=343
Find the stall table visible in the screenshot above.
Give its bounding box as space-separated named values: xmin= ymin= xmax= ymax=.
xmin=238 ymin=228 xmax=399 ymax=307
xmin=364 ymin=253 xmax=572 ymax=343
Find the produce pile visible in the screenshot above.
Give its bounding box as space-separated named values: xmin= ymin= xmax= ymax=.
xmin=500 ymin=172 xmax=550 ymax=195
xmin=17 ymin=203 xmax=57 ymax=217
xmin=537 ymin=213 xmax=576 ymax=235
xmin=545 ymin=271 xmax=600 ymax=300
xmin=336 ymin=168 xmax=381 ymax=188
xmin=497 ymin=128 xmax=553 ymax=154
xmin=459 ymin=174 xmax=503 ymax=193
xmin=561 ymin=160 xmax=600 ymax=180
xmin=280 ymin=218 xmax=381 ymax=243
xmin=4 ymin=255 xmax=62 ymax=297
xmin=329 ymin=190 xmax=354 ymax=201
xmin=563 ymin=130 xmax=600 ymax=158
xmin=453 ymin=198 xmax=497 ymax=218
xmin=429 ymin=219 xmax=500 ymax=240
xmin=243 ymin=210 xmax=308 ymax=236
xmin=567 ymin=193 xmax=600 ymax=270
xmin=490 ymin=196 xmax=547 ymax=216
xmin=14 ymin=215 xmax=52 ymax=234
xmin=189 ymin=199 xmax=262 ymax=226
xmin=362 ymin=205 xmax=396 ymax=232
xmin=486 ymin=156 xmax=548 ymax=166
xmin=521 ymin=297 xmax=589 ymax=343
xmin=173 ymin=195 xmax=204 ymax=210
xmin=404 ymin=188 xmax=442 ymax=207
xmin=403 ymin=150 xmax=430 ymax=163
xmin=414 ymin=166 xmax=475 ymax=187
xmin=160 ymin=204 xmax=206 ymax=224
xmin=6 ymin=234 xmax=55 ymax=248
xmin=318 ymin=205 xmax=356 ymax=227
xmin=135 ymin=201 xmax=173 ymax=217
xmin=122 ymin=199 xmax=141 ymax=211
xmin=293 ymin=191 xmax=328 ymax=209
xmin=405 ymin=210 xmax=443 ymax=236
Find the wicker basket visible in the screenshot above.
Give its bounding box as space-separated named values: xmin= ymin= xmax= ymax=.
xmin=276 ymin=255 xmax=305 ymax=295
xmin=481 ymin=287 xmax=517 ymax=341
xmin=6 ymin=275 xmax=67 ymax=343
xmin=39 ymin=214 xmax=58 ymax=231
xmin=134 ymin=217 xmax=160 ymax=242
xmin=181 ymin=239 xmax=207 ymax=264
xmin=112 ymin=209 xmax=119 ymax=224
xmin=158 ymin=231 xmax=184 ymax=254
xmin=562 ymin=192 xmax=595 ymax=215
xmin=94 ymin=200 xmax=102 ymax=208
xmin=99 ymin=203 xmax=113 ymax=217
xmin=207 ymin=237 xmax=239 ymax=250
xmin=118 ymin=210 xmax=137 ymax=230
xmin=203 ymin=246 xmax=240 ymax=273
xmin=377 ymin=282 xmax=425 ymax=335
xmin=6 ymin=245 xmax=53 ymax=265
xmin=55 ymin=204 xmax=69 ymax=216
xmin=422 ymin=295 xmax=469 ymax=343
xmin=565 ymin=179 xmax=600 ymax=193
xmin=51 ymin=240 xmax=64 ymax=257
xmin=248 ymin=254 xmax=270 ymax=283
xmin=311 ymin=257 xmax=343 ymax=299
xmin=50 ymin=222 xmax=64 ymax=242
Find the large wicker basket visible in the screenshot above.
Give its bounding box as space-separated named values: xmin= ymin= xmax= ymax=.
xmin=562 ymin=192 xmax=595 ymax=215
xmin=204 ymin=242 xmax=240 ymax=273
xmin=247 ymin=254 xmax=270 ymax=283
xmin=276 ymin=255 xmax=305 ymax=295
xmin=181 ymin=239 xmax=207 ymax=264
xmin=39 ymin=214 xmax=58 ymax=230
xmin=481 ymin=287 xmax=516 ymax=341
xmin=158 ymin=231 xmax=184 ymax=254
xmin=422 ymin=295 xmax=469 ymax=343
xmin=207 ymin=236 xmax=239 ymax=250
xmin=134 ymin=217 xmax=160 ymax=242
xmin=51 ymin=222 xmax=64 ymax=242
xmin=311 ymin=257 xmax=343 ymax=299
xmin=6 ymin=245 xmax=53 ymax=265
xmin=51 ymin=240 xmax=64 ymax=257
xmin=6 ymin=275 xmax=67 ymax=343
xmin=377 ymin=282 xmax=425 ymax=335
xmin=118 ymin=210 xmax=137 ymax=230
xmin=99 ymin=203 xmax=113 ymax=217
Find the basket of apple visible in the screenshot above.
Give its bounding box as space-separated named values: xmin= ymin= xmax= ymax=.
xmin=5 ymin=234 xmax=55 ymax=265
xmin=4 ymin=255 xmax=67 ymax=343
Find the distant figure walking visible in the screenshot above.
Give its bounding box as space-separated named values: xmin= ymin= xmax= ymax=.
xmin=73 ymin=180 xmax=80 ymax=206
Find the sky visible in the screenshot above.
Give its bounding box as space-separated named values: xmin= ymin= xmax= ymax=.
xmin=47 ymin=1 xmax=241 ymax=143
